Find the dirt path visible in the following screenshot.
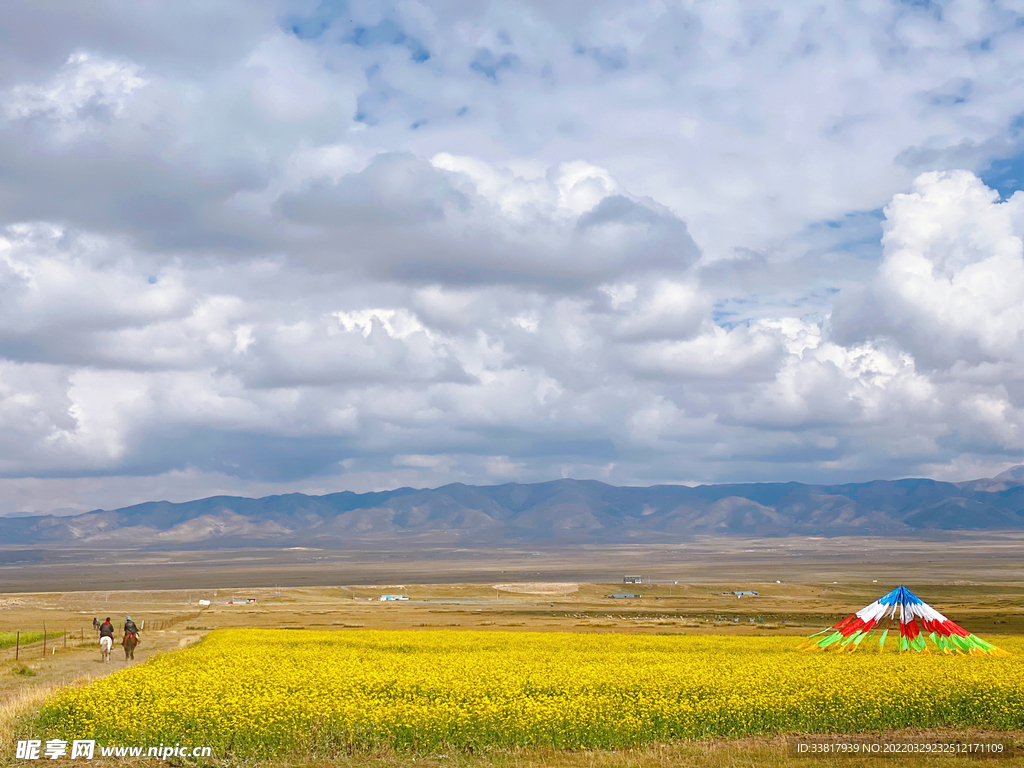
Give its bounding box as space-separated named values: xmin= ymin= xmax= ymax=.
xmin=1 ymin=627 xmax=210 ymax=766
xmin=1 ymin=628 xmax=203 ymax=716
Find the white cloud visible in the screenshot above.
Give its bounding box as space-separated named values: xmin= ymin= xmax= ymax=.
xmin=0 ymin=2 xmax=1022 ymax=512
xmin=485 ymin=455 xmax=523 ymax=478
xmin=554 ymin=161 xmax=618 ymax=215
xmin=245 ymin=36 xmax=332 ymax=122
xmin=834 ymin=171 xmax=1024 ymax=371
xmin=393 ymin=454 xmax=455 ymax=470
xmin=613 ymin=280 xmax=708 ymax=341
xmin=334 ymin=308 xmax=428 ymax=339
xmin=430 ymin=152 xmax=557 ymax=218
xmin=4 ymin=51 xmax=147 ymax=125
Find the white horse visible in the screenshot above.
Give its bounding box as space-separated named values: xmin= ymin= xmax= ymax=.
xmin=99 ymin=635 xmax=112 ymax=663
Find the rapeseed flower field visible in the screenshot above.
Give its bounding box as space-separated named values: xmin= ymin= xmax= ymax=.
xmin=39 ymin=630 xmax=1024 ymax=756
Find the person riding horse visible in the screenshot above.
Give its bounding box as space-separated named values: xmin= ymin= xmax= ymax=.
xmin=123 ymin=616 xmax=139 ymax=641
xmin=121 ymin=616 xmax=141 ymax=661
xmin=98 ymin=617 xmax=114 ymax=663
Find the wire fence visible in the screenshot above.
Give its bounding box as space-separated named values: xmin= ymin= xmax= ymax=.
xmin=1 ymin=610 xmax=205 ymax=661
xmin=0 ymin=628 xmax=79 ymax=661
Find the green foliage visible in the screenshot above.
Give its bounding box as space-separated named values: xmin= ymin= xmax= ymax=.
xmin=0 ymin=631 xmax=63 ymax=650
xmin=12 ymin=663 xmax=36 ymax=677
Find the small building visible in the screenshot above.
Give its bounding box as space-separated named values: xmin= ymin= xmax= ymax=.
xmin=605 ymin=593 xmax=641 ymax=599
xmin=732 ymin=590 xmax=759 ymax=598
xmin=380 ymin=595 xmax=409 ymax=601
xmin=623 ymin=575 xmax=642 ymax=584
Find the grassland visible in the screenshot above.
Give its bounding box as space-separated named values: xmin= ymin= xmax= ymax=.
xmin=0 ymin=633 xmax=62 ymax=651
xmin=2 ymin=537 xmax=1023 ymax=767
xmin=3 ymin=533 xmax=1024 ymax=594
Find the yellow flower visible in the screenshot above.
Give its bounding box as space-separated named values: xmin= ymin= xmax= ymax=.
xmin=37 ymin=630 xmax=1023 ymax=755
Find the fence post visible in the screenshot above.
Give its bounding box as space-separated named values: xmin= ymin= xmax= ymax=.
xmin=64 ymin=629 xmax=67 ymax=649
xmin=42 ymin=623 xmax=46 ymax=657
xmin=15 ymin=631 xmax=19 ymax=661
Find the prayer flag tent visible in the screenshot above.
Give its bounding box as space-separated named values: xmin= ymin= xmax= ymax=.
xmin=802 ymin=586 xmax=1004 ymax=655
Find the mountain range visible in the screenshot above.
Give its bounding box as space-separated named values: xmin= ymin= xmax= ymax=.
xmin=1 ymin=466 xmax=1022 ymax=549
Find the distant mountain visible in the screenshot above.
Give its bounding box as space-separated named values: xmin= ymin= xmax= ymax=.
xmin=1 ymin=473 xmax=1022 ymax=549
xmin=995 ymin=464 xmax=1024 ymax=481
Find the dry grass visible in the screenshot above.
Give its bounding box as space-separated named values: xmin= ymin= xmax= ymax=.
xmin=0 ymin=675 xmax=95 ymax=759
xmin=263 ymin=732 xmax=1024 ymax=768
xmin=3 ymin=534 xmax=1023 ymax=594
xmin=493 ymin=584 xmax=580 ymax=595
xmin=17 ymin=730 xmax=1020 ymax=768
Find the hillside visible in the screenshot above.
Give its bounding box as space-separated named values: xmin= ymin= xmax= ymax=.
xmin=1 ymin=468 xmax=1022 ymax=549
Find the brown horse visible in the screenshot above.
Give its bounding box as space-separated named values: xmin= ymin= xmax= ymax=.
xmin=122 ymin=632 xmax=140 ymax=661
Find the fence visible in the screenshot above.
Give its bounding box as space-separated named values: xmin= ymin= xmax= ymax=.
xmin=1 ymin=611 xmax=204 ymax=661
xmin=144 ymin=611 xmax=203 ymax=631
xmin=0 ymin=627 xmax=81 ymax=661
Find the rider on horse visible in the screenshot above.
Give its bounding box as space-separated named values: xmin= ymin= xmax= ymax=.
xmin=98 ymin=617 xmax=115 ymax=662
xmin=119 ymin=616 xmax=140 ymax=661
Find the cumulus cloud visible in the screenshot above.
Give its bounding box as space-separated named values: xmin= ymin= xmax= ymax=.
xmin=274 ymin=152 xmax=699 ymax=286
xmin=4 ymin=52 xmax=147 ymax=126
xmin=833 ymin=171 xmax=1024 ymax=372
xmin=0 ymin=0 xmax=1022 ymax=513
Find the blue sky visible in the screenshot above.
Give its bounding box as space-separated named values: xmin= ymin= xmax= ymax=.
xmin=0 ymin=0 xmax=1021 ymax=513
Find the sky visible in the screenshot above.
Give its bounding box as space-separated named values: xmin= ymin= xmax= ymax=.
xmin=0 ymin=0 xmax=1022 ymax=514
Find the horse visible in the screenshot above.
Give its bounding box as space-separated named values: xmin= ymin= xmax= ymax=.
xmin=122 ymin=632 xmax=140 ymax=661
xmin=99 ymin=635 xmax=112 ymax=664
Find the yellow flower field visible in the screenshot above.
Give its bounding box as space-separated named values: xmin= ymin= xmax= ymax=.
xmin=39 ymin=630 xmax=1024 ymax=756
